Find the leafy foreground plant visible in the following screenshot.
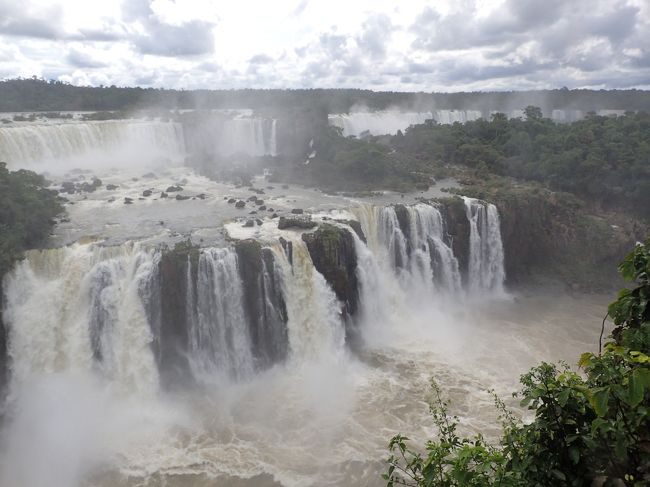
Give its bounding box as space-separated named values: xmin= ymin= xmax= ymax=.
xmin=385 ymin=239 xmax=650 ymax=487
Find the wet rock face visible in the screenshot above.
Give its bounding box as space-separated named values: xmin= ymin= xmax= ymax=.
xmin=302 ymin=224 xmax=360 ymax=346
xmin=334 ymin=219 xmax=366 ymax=243
xmin=393 ymin=204 xmax=411 ymax=251
xmin=153 ymin=246 xmax=199 ymax=389
xmin=436 ymin=197 xmax=470 ymax=285
xmin=235 ymin=240 xmax=289 ymax=370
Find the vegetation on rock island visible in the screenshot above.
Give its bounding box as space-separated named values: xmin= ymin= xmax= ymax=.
xmin=391 ymin=109 xmax=650 ymax=218
xmin=384 ymin=239 xmax=650 ymax=487
xmin=0 ymin=162 xmax=63 ymax=279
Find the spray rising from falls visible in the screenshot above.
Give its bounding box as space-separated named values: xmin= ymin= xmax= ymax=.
xmin=183 ymin=114 xmax=278 ymax=157
xmin=328 ymin=111 xmax=434 ymax=137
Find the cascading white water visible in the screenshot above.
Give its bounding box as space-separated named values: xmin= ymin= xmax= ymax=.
xmin=354 ymin=203 xmax=462 ymax=294
xmin=377 ymin=206 xmax=409 ymax=272
xmin=270 ymin=240 xmax=345 ymax=362
xmin=187 ymin=248 xmax=254 ymax=383
xmin=406 ymin=204 xmax=462 ymax=293
xmin=463 ymin=197 xmax=506 ymax=294
xmin=2 ymin=243 xmax=160 ymax=396
xmin=269 ymin=118 xmax=278 ymax=157
xmin=0 ymin=120 xmax=186 ymax=172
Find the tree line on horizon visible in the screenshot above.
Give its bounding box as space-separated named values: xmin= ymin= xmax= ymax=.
xmin=1 ymin=77 xmax=650 ymax=113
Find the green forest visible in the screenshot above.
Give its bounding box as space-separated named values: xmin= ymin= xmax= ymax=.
xmin=392 ymin=108 xmax=650 ymax=215
xmin=3 ymin=77 xmax=650 ymax=113
xmin=292 ymin=109 xmax=649 ymax=219
xmin=0 ymin=163 xmax=62 ymax=279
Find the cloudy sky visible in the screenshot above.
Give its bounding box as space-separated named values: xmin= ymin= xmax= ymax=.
xmin=1 ymin=0 xmax=649 ymax=91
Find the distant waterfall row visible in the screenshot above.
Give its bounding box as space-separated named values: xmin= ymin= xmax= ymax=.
xmin=0 ymin=121 xmax=186 ymax=170
xmin=0 ymin=115 xmax=278 ymax=170
xmin=328 ymin=109 xmax=630 ymax=136
xmin=1 ymin=198 xmax=504 ymax=396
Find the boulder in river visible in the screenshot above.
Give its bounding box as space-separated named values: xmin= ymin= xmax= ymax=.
xmin=278 ymin=216 xmax=317 ymax=230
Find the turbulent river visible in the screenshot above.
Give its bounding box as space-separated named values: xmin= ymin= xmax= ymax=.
xmin=0 ymin=115 xmax=610 ymax=487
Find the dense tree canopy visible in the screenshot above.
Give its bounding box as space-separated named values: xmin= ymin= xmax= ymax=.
xmin=2 ymin=78 xmax=650 ymax=114
xmin=392 ymin=111 xmax=650 ymax=216
xmin=0 ymin=163 xmax=62 ymax=278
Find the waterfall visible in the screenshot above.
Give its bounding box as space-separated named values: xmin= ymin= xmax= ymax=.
xmin=406 ymin=204 xmax=462 ymax=293
xmin=271 ymin=240 xmax=345 ymax=362
xmin=463 ymin=197 xmax=506 ymax=294
xmin=187 ymin=248 xmax=254 ymax=383
xmin=0 ymin=120 xmax=186 ymax=171
xmin=354 ymin=203 xmax=462 ymax=294
xmin=377 ymin=207 xmax=409 ymax=271
xmin=2 ymin=243 xmax=160 ymax=397
xmin=269 ymin=119 xmax=278 ymax=156
xmin=349 ymin=229 xmax=397 ymax=335
xmin=0 ymin=199 xmax=505 ymax=399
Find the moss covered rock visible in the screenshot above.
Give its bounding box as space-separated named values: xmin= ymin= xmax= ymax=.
xmin=302 ymin=224 xmax=360 ymax=346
